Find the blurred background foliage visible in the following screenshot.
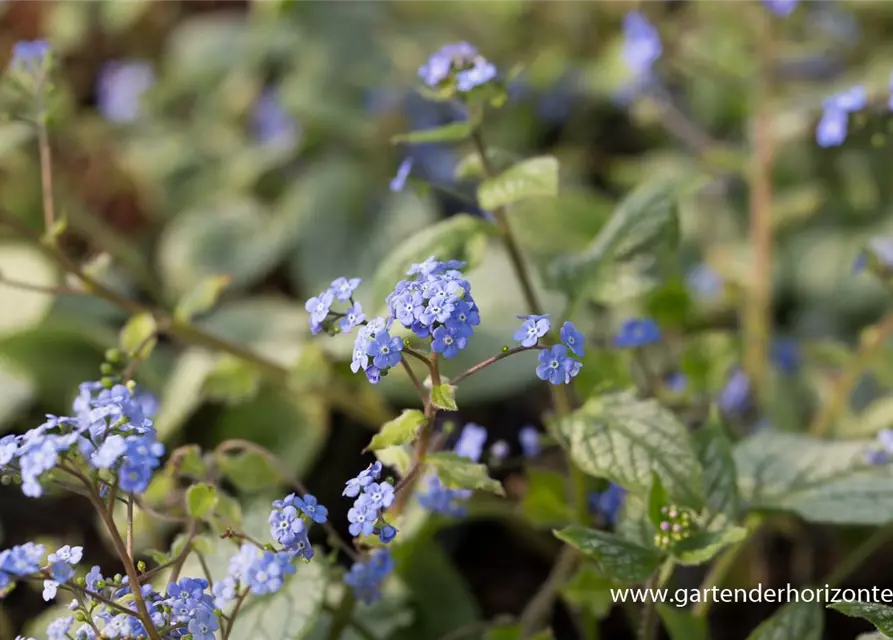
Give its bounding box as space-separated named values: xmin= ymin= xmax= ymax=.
xmin=4 ymin=0 xmax=893 ymax=638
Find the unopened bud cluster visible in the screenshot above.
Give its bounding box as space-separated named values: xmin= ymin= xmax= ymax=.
xmin=654 ymin=505 xmax=695 ymax=550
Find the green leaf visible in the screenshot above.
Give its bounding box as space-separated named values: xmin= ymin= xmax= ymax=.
xmin=477 ymin=155 xmax=559 ymax=211
xmin=829 ymin=602 xmax=893 ymax=636
xmin=366 ymin=410 xmax=426 ymax=452
xmin=430 ymin=384 xmax=457 ymax=411
xmin=0 ymin=122 xmax=34 ymax=158
xmin=119 ymin=311 xmax=157 ymax=359
xmin=561 ymin=391 xmax=704 ymax=508
xmin=212 ymin=491 xmax=244 ymax=531
xmin=734 ymin=431 xmax=893 ymax=525
xmin=201 ymin=355 xmax=263 ymax=405
xmin=185 ymin=482 xmax=219 ymax=519
xmin=152 ymin=348 xmax=217 ymax=440
xmin=561 ymin=563 xmax=616 ymax=618
xmin=0 ymin=244 xmax=57 ymax=337
xmin=99 ymin=0 xmax=152 ymax=32
xmin=670 ymin=526 xmax=747 ymax=565
xmin=744 ymin=602 xmax=823 ymax=640
xmin=693 ymin=421 xmax=741 ymax=528
xmin=522 ymin=468 xmax=574 ymax=527
xmin=216 ymin=450 xmax=282 ymax=494
xmin=549 ymin=174 xmax=689 ymax=297
xmin=391 ymin=121 xmax=474 ymax=144
xmin=554 ymin=525 xmax=665 ymax=583
xmin=484 ymin=625 xmax=554 ymax=640
xmin=427 ymin=452 xmax=505 ymax=496
xmin=174 ymin=274 xmax=232 ymax=322
xmin=369 ymin=214 xmax=492 ymax=307
xmin=658 ymin=605 xmax=709 ymax=640
xmin=168 ymin=444 xmax=207 ymax=479
xmin=453 ymin=148 xmax=516 ymax=181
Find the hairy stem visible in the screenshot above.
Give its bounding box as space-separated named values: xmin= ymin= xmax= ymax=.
xmin=222 ymin=588 xmax=251 ymax=640
xmin=452 ymin=345 xmax=542 ymax=386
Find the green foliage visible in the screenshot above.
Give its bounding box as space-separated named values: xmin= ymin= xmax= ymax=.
xmin=477 ymin=155 xmax=560 ymax=210
xmin=391 ymin=122 xmax=474 ymax=144
xmin=185 ymin=482 xmax=219 ymax=518
xmin=174 ymin=274 xmax=232 ymax=322
xmin=430 ymin=383 xmax=458 ymax=410
xmin=734 ymin=431 xmax=893 ymax=525
xmin=554 ymin=525 xmax=664 ymax=583
xmin=692 ymin=421 xmax=741 ymax=528
xmin=366 ymin=409 xmax=427 ymax=451
xmin=829 ymin=602 xmax=893 ymax=636
xmin=201 ymin=354 xmax=263 ymax=405
xmin=744 ymin=602 xmax=824 ymax=640
xmin=427 ymin=452 xmax=505 ymax=496
xmin=561 ymin=391 xmax=704 ymax=508
xmin=658 ymin=605 xmax=709 ymax=640
xmin=669 ymin=526 xmax=747 ymax=565
xmin=119 ymin=311 xmax=157 ymax=359
xmin=522 ymin=467 xmax=574 ymax=527
xmin=215 ymin=449 xmax=282 ymax=494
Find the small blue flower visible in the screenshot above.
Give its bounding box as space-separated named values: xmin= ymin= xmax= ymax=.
xmin=96 ymin=60 xmax=154 ymax=124
xmin=560 ymin=321 xmax=585 ymax=357
xmin=367 ymin=331 xmax=404 ymax=369
xmin=536 ymin=344 xmax=580 ymax=385
xmin=187 ymin=609 xmax=219 ymax=640
xmin=362 ymin=482 xmax=395 ymax=511
xmin=305 ymin=290 xmax=334 ymax=335
xmin=456 ymin=58 xmax=497 ymax=92
xmin=686 ymin=264 xmax=724 ymax=301
xmin=622 ymin=12 xmax=662 ymax=77
xmin=614 ymin=318 xmax=661 ymax=348
xmin=489 ymin=440 xmax=509 ymax=461
xmin=10 ymin=40 xmax=50 ymax=73
xmin=347 ymin=505 xmax=377 ymax=537
xmin=340 ymin=303 xmax=366 ymax=333
xmin=763 ymin=0 xmax=797 ymax=16
xmin=771 ymin=338 xmax=800 ymax=375
xmin=46 ymin=616 xmax=73 ymax=640
xmin=816 ymin=108 xmax=848 ymax=147
xmin=455 ymin=423 xmax=487 ymax=462
xmin=331 ymin=277 xmax=361 ymax=302
xmin=269 ymin=505 xmax=305 ymax=547
xmin=514 ymin=314 xmax=552 ymax=347
xmin=418 ymin=42 xmax=479 ymax=88
xmin=718 ymin=368 xmax=752 ymax=416
xmin=390 ymin=158 xmax=414 ymax=193
xmin=379 ymin=524 xmax=398 ymax=544
xmin=431 ymin=325 xmax=465 ymax=358
xmin=664 ymin=372 xmax=687 ymax=393
xmin=518 ymin=425 xmax=540 ymax=458
xmin=299 ymin=494 xmax=328 ymax=524
xmin=344 ymin=550 xmax=394 ymax=605
xmin=252 ymin=88 xmax=300 ymax=149
xmin=589 ymin=484 xmax=626 ymax=526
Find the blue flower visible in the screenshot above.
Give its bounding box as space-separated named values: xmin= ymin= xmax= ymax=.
xmin=431 ymin=325 xmax=465 ymax=358
xmin=686 ymin=264 xmax=724 ymax=301
xmin=379 ymin=524 xmax=398 ymax=544
xmin=212 ymin=576 xmax=237 ymax=609
xmin=718 ymin=368 xmax=752 ymax=416
xmin=10 ymin=40 xmax=50 ymax=73
xmin=489 ymin=440 xmax=509 ymax=461
xmin=243 ymin=549 xmax=295 ymax=596
xmin=763 ymin=0 xmax=797 ymax=16
xmin=589 ymin=484 xmax=626 ymax=526
xmin=390 ymin=158 xmax=414 ymax=192
xmin=664 ymin=372 xmax=688 ymax=393
xmin=514 ymin=314 xmax=552 ymax=347
xmin=771 ymin=338 xmax=800 ymax=374
xmin=331 ymin=277 xmax=362 ymax=302
xmin=560 ymin=321 xmax=585 ymax=357
xmin=269 ymin=505 xmax=305 ymax=547
xmin=46 ymin=617 xmax=73 ymax=640
xmin=347 ymin=505 xmax=377 ymax=537
xmin=455 ymin=423 xmax=487 ymax=462
xmin=367 ymin=331 xmax=404 ymax=369
xmin=344 ymin=550 xmax=394 ymax=605
xmin=536 ymin=344 xmax=580 ymax=385
xmin=613 ymin=318 xmax=661 ymax=348
xmin=518 ymin=425 xmax=540 ymax=458
xmin=816 ymin=86 xmax=865 ymax=148
xmin=96 ymin=60 xmax=154 ymax=124
xmin=299 ymin=494 xmax=328 ymax=524
xmin=339 ymin=302 xmax=366 ymax=333
xmin=305 ymin=290 xmax=334 ymax=335
xmin=187 ymin=609 xmax=219 ymax=640
xmin=343 ymin=462 xmax=382 ymax=497
xmin=417 ymin=473 xmax=471 ymax=517
xmin=622 ymin=12 xmax=662 ymax=77
xmin=361 ymin=482 xmax=395 ymax=511
xmin=252 ymin=88 xmax=300 ymax=149
xmin=418 ymin=42 xmax=490 ymax=91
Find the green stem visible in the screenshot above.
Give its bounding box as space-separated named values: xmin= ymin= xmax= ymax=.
xmin=37 ymin=112 xmax=56 ymax=235
xmin=326 ymin=592 xmax=361 ymax=640
xmin=641 ymin=559 xmax=675 ymax=640
xmin=452 ymin=345 xmax=542 ymax=385
xmin=694 ymin=514 xmax=762 ymax=618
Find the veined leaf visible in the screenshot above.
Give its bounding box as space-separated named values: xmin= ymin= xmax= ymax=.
xmin=427 ymin=452 xmax=505 ymax=496
xmin=829 ymin=601 xmax=893 ymax=636
xmin=554 ymin=525 xmax=664 ymax=584
xmin=366 ymin=410 xmax=427 ymax=451
xmin=477 ymin=156 xmax=559 ymax=210
xmin=744 ymin=602 xmax=823 ymax=640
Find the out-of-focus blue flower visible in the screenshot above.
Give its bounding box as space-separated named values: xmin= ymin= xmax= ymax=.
xmin=614 ymin=318 xmax=661 ymax=348
xmin=10 ymin=40 xmax=50 ymax=73
xmin=867 ymin=428 xmax=893 ymax=464
xmin=622 ymin=12 xmax=662 ymax=77
xmin=417 ymin=473 xmax=472 ymax=517
xmin=718 ymin=368 xmax=752 ymax=416
xmin=96 ymin=61 xmax=154 ymax=124
xmin=664 ymin=372 xmax=687 ymax=393
xmin=344 ymin=550 xmax=394 ymax=605
xmin=763 ymin=0 xmax=797 ymax=16
xmin=489 ymin=440 xmax=509 ymax=462
xmin=390 ymin=158 xmax=414 ymax=192
xmin=589 ymin=484 xmax=626 ymax=526
xmin=519 ymin=425 xmax=540 ymax=458
xmin=251 ymin=88 xmax=300 ymax=149
xmin=816 ymin=86 xmax=865 ymax=147
xmin=771 ymin=338 xmax=801 ymax=374
xmin=455 ymin=423 xmax=487 ymax=462
xmin=418 ymin=42 xmax=497 ymax=93
xmin=686 ymin=264 xmax=724 ymax=301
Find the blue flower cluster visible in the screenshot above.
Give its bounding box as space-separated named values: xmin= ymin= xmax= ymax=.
xmin=268 ymin=492 xmax=328 ymax=561
xmin=0 ymin=542 xmax=44 ymax=594
xmin=344 ymin=549 xmax=395 ymax=605
xmin=0 ymin=380 xmax=163 ymax=498
xmin=418 ymin=42 xmax=497 ymax=93
xmin=386 ymin=256 xmax=480 ymax=358
xmin=866 ymin=429 xmax=893 ymax=465
xmin=816 ymin=85 xmax=866 ymax=147
xmin=305 ymin=276 xmax=364 ymax=336
xmin=718 ymin=368 xmax=753 ymax=418
xmin=515 ymin=316 xmax=584 ymax=385
xmin=343 ymin=462 xmax=398 ymax=544
xmin=9 ymin=40 xmax=50 ymax=73
xmin=622 ymin=12 xmax=662 ymax=80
